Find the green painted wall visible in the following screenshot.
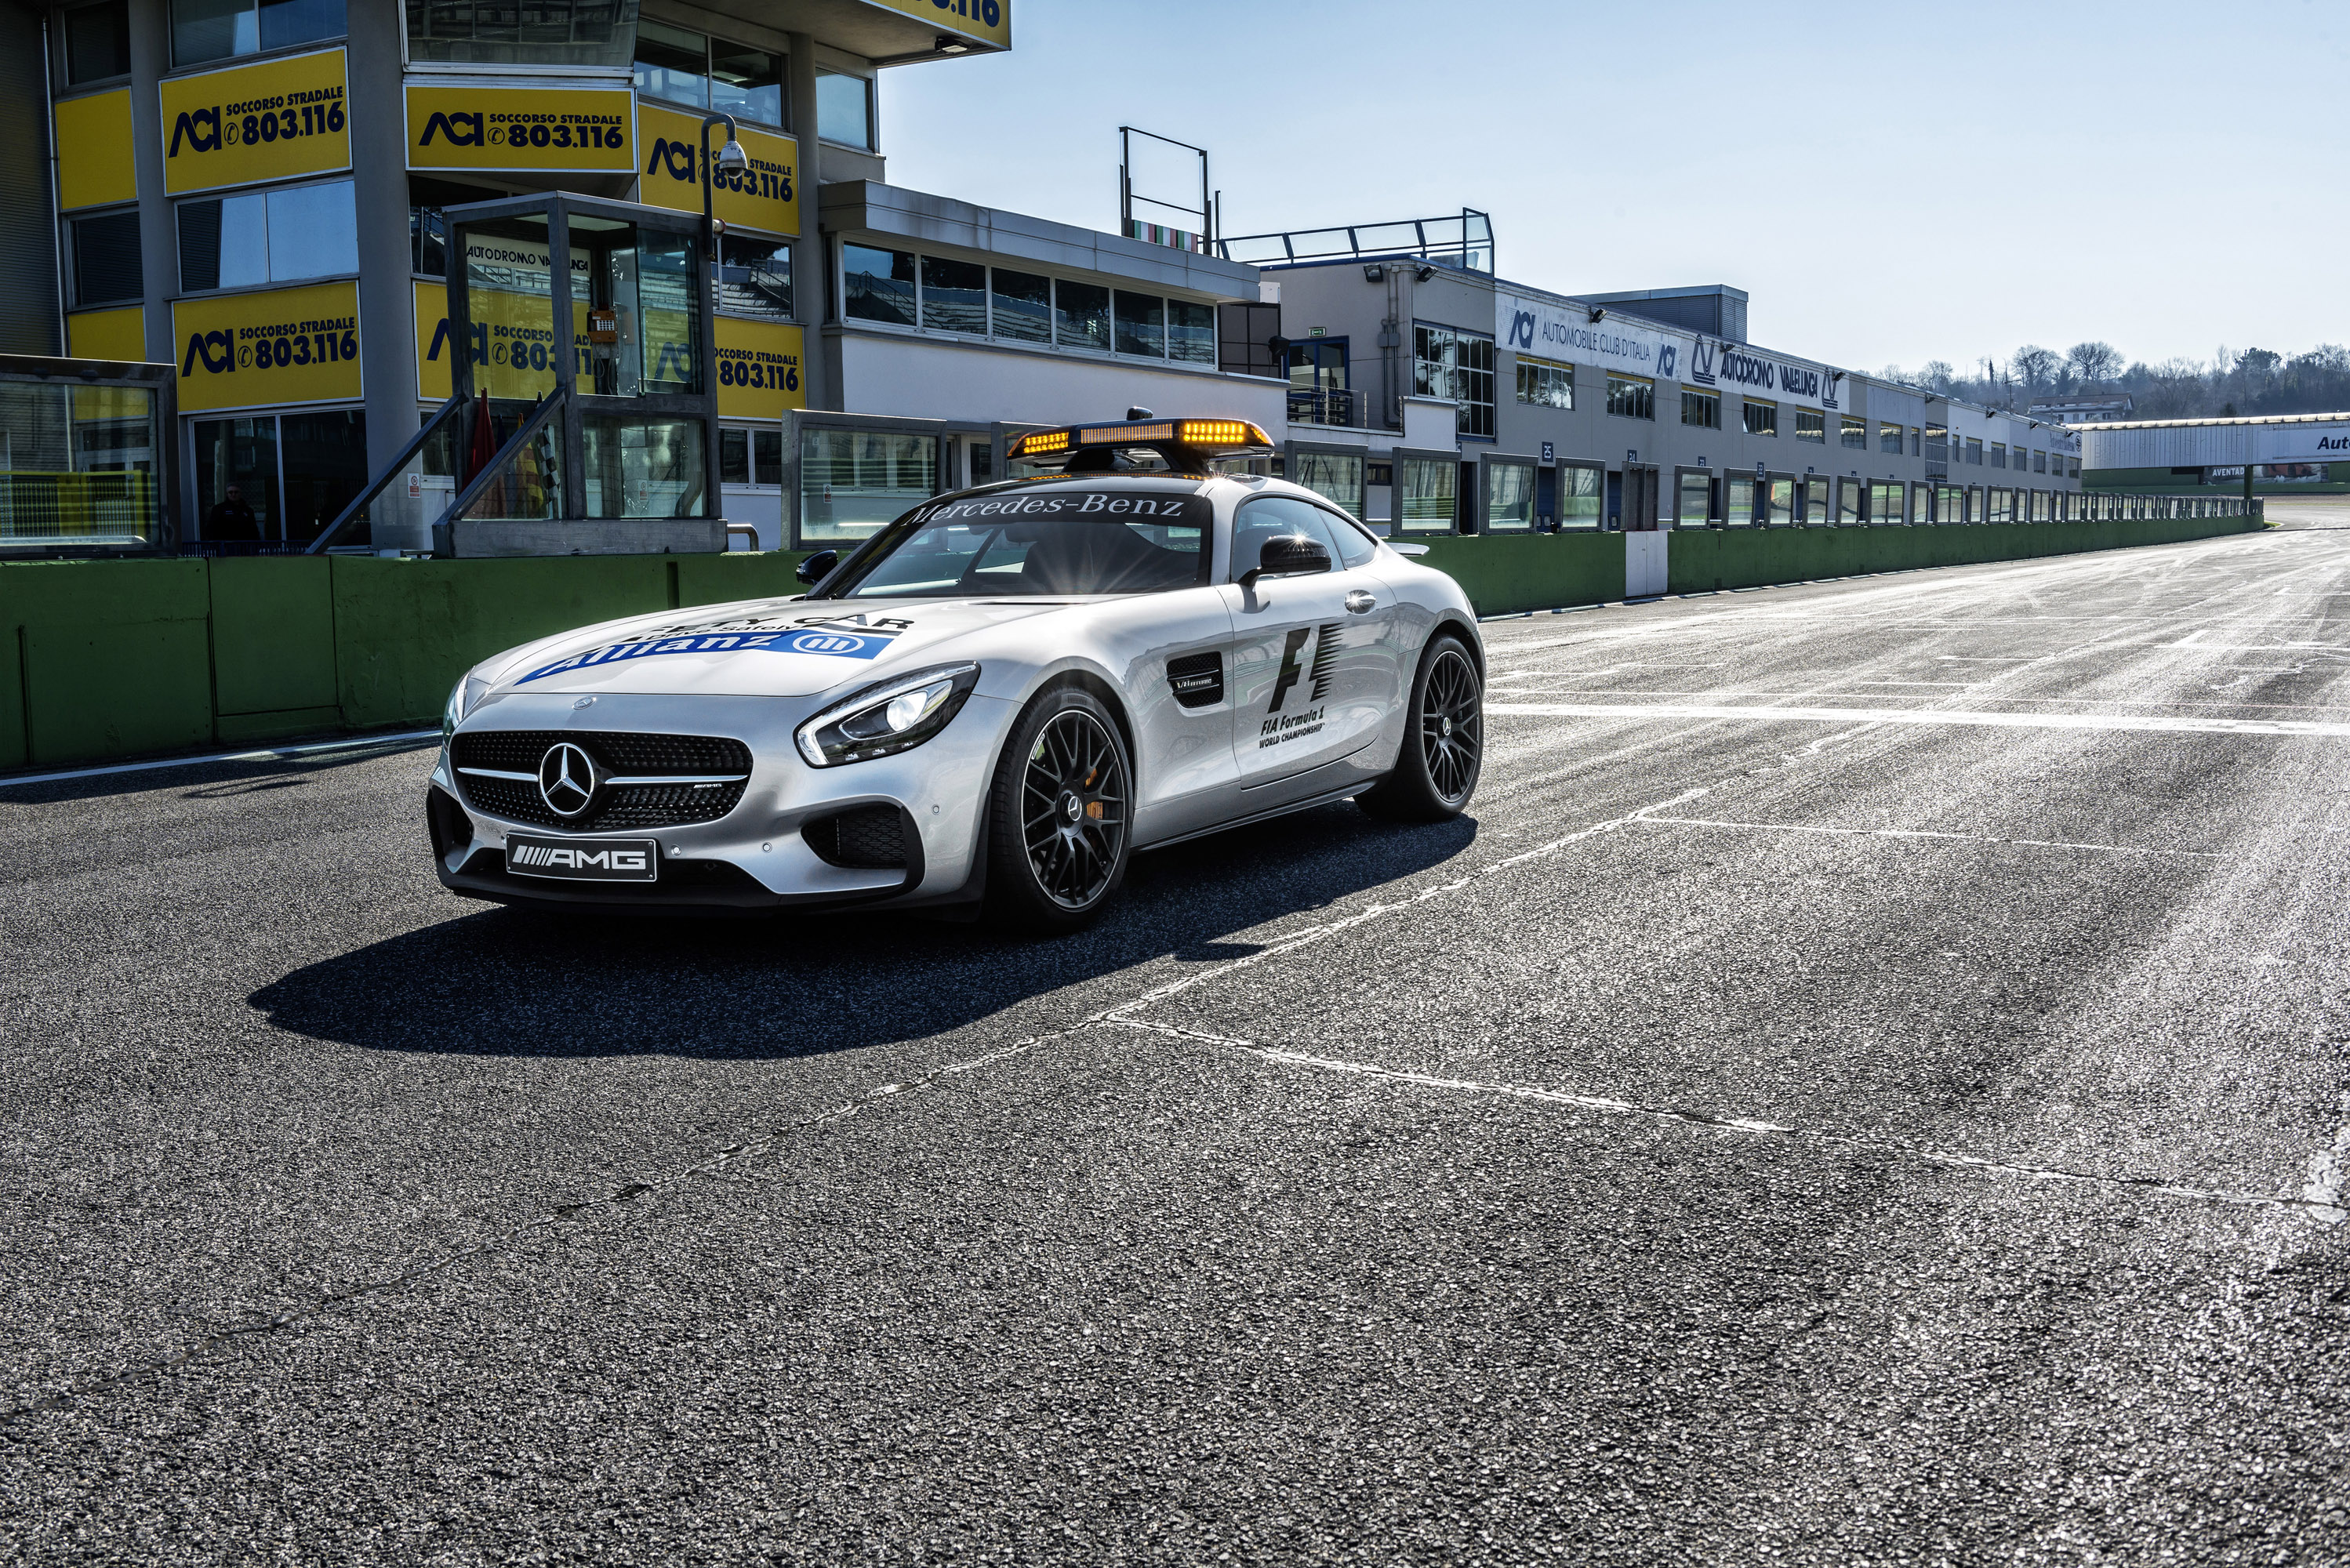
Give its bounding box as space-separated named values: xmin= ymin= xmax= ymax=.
xmin=0 ymin=513 xmax=2266 ymax=773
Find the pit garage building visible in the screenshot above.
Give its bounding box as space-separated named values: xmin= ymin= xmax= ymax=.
xmin=2080 ymin=412 xmax=2350 ymax=496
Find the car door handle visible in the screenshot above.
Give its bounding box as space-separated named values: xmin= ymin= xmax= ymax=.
xmin=1345 ymin=590 xmax=1377 ymax=614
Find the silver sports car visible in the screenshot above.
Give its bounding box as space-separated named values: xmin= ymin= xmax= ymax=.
xmin=427 ymin=416 xmax=1484 ymax=930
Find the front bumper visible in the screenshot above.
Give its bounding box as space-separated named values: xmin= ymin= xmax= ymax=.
xmin=428 ymin=690 xmax=1015 ymax=914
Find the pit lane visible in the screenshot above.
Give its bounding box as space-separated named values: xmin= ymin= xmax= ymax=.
xmin=3 ymin=514 xmax=2346 ymax=1563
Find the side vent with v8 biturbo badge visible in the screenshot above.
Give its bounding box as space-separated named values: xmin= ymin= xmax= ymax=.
xmin=1166 ymin=652 xmax=1223 ymax=709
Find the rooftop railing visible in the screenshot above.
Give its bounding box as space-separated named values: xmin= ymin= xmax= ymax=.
xmin=1218 ymin=209 xmax=1493 ymax=274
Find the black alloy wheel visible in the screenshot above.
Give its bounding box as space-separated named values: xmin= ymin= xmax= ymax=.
xmin=1420 ymin=644 xmax=1483 ymax=804
xmin=987 ymin=685 xmax=1133 ymax=930
xmin=1358 ymin=632 xmax=1483 ymax=822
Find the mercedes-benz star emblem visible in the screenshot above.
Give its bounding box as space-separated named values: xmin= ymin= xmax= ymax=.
xmin=538 ymin=742 xmax=598 ymax=818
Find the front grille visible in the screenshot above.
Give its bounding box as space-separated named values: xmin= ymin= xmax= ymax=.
xmin=452 ymin=729 xmax=752 ymax=832
xmin=803 ymin=804 xmax=907 ymax=869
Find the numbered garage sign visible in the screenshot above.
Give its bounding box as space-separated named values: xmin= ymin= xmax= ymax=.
xmin=173 ymin=280 xmax=362 ymax=413
xmin=404 ymin=84 xmax=634 ymax=174
xmin=160 ymin=48 xmax=350 ymax=196
xmin=636 ymin=103 xmax=799 ymax=237
xmin=714 ymin=318 xmax=805 ymax=419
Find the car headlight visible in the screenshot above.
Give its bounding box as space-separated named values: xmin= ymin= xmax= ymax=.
xmin=795 ymin=662 xmax=980 ymax=768
xmin=441 ymin=677 xmax=467 ymax=742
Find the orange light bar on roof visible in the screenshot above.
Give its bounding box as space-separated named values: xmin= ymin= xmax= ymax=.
xmin=1176 ymin=419 xmax=1272 ymax=450
xmin=1008 ymin=428 xmax=1070 ymax=459
xmin=1078 ymin=421 xmax=1176 ymax=446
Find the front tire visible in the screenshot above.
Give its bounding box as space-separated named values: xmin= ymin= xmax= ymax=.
xmin=1359 ymin=632 xmax=1482 ymax=822
xmin=985 ymin=684 xmax=1133 ymax=932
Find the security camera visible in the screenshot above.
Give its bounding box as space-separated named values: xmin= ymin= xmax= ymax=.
xmin=1587 ymin=307 xmax=1606 ymax=323
xmin=1413 ymin=264 xmax=1434 ymax=283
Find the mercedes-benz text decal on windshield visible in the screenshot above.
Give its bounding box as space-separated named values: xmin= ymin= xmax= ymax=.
xmin=519 ymin=612 xmax=913 ymax=682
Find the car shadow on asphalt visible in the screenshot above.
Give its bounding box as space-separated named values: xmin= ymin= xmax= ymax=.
xmin=248 ymin=804 xmax=1479 ymax=1059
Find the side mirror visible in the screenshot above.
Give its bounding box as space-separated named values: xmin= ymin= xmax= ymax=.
xmin=795 ymin=548 xmax=838 ymax=586
xmin=1240 ymin=532 xmax=1331 ymax=588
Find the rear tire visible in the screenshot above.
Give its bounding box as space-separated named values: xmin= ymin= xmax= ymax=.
xmin=1358 ymin=632 xmax=1482 ymax=822
xmin=984 ymin=684 xmax=1133 ymax=933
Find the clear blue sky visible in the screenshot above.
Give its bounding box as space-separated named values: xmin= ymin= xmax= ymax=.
xmin=882 ymin=0 xmax=2348 ymax=375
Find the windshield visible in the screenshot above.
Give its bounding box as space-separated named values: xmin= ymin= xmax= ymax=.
xmin=820 ymin=482 xmax=1211 ymax=599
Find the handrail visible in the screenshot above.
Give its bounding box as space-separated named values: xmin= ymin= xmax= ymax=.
xmin=434 ymin=387 xmax=565 ymax=536
xmin=305 ymin=394 xmax=465 ymax=554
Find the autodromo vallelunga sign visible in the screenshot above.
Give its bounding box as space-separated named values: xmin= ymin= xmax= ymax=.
xmin=174 ymin=280 xmax=362 ymax=414
xmin=405 ymin=84 xmax=634 ymax=174
xmin=160 ymin=48 xmax=349 ymax=196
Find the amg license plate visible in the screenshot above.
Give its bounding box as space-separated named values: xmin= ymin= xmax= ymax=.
xmin=505 ymin=835 xmax=659 ymax=882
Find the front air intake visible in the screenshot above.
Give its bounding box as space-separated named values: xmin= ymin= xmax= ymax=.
xmin=802 ymin=804 xmax=908 ymax=869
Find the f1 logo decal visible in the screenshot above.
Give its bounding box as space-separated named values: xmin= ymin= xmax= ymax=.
xmin=1268 ymin=622 xmax=1343 ymax=713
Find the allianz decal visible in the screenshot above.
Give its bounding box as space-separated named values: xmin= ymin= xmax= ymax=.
xmin=519 ymin=612 xmax=912 ymax=681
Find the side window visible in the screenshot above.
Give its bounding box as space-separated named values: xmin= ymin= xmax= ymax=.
xmin=1312 ymin=505 xmax=1379 ymax=568
xmin=1232 ymin=495 xmax=1343 ymax=579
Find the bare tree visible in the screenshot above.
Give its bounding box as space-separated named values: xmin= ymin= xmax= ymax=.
xmin=2065 ymin=341 xmax=2122 ymax=383
xmin=1919 ymin=359 xmax=1956 ymax=394
xmin=2010 ymin=345 xmax=2060 ymax=387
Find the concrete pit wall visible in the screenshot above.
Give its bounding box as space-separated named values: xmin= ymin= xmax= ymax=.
xmin=0 ymin=510 xmax=2268 ymax=772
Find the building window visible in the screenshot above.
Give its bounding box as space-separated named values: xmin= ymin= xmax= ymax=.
xmin=178 ymin=0 xmax=347 ymax=67
xmin=2069 ymin=456 xmax=2079 ymax=478
xmin=816 ymin=68 xmax=871 ymax=150
xmin=405 ymin=0 xmax=632 ymax=69
xmin=717 ymin=236 xmax=791 ymax=319
xmin=798 ymin=427 xmax=935 ymax=545
xmin=1676 ymin=470 xmax=1712 ymax=527
xmin=1965 ymin=437 xmax=1983 ymax=465
xmin=1925 ymin=422 xmax=1949 ymax=460
xmin=1990 ymin=442 xmax=2006 ymax=469
xmin=1767 ymin=477 xmax=1794 ymax=524
xmin=1680 ymin=388 xmax=1720 ymax=429
xmin=1055 ymin=280 xmax=1109 ymax=350
xmin=70 ymin=211 xmax=143 ymax=307
xmin=1396 ymin=454 xmax=1456 ymax=532
xmin=1484 ymin=459 xmax=1535 ymax=532
xmin=1605 ymin=372 xmax=1654 ymax=421
xmin=632 ymin=21 xmax=785 ymax=128
xmin=1559 ymin=463 xmax=1602 ymax=529
xmin=194 ymin=408 xmax=367 ymax=545
xmin=1514 ymin=356 xmax=1572 ymax=409
xmin=65 ymin=0 xmax=133 ymax=83
xmin=1743 ymin=399 xmax=1777 ymax=437
xmin=2033 ymin=448 xmax=2048 ymax=474
xmin=1413 ymin=324 xmax=1494 ymax=438
xmin=1168 ymin=299 xmax=1214 ymax=365
xmin=1909 ymin=426 xmax=1921 ymax=456
xmin=178 ymin=180 xmax=358 ymax=292
xmin=1840 ymin=416 xmax=1866 ymax=449
xmin=1113 ymin=292 xmax=1164 ymax=357
xmin=841 ymin=242 xmax=914 ymax=326
xmin=919 ymin=256 xmax=986 ymax=335
xmin=990 ymin=268 xmax=1050 ymax=343
xmin=1795 ymin=409 xmax=1826 ymax=443
xmin=1879 ymin=420 xmax=1901 ymax=454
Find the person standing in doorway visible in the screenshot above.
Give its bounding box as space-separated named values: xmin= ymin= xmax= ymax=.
xmin=205 ymin=484 xmax=263 ymax=542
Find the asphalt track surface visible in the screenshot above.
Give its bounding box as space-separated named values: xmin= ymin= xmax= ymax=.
xmin=5 ymin=510 xmax=2348 ymax=1565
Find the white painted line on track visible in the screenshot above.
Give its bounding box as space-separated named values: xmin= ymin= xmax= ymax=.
xmin=1102 ymin=1019 xmax=2343 ymax=1223
xmin=1636 ymin=815 xmax=2228 ymax=860
xmin=0 ymin=731 xmax=440 ymax=789
xmin=1487 ymin=701 xmax=2350 ymax=739
xmin=2304 ymin=1098 xmax=2350 ymax=1224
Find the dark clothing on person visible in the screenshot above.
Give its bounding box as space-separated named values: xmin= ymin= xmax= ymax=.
xmin=205 ymin=496 xmax=262 ymax=541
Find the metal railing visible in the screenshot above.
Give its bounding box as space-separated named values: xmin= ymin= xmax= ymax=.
xmin=1219 ymin=208 xmax=1493 ymax=274
xmin=0 ymin=470 xmax=158 ymax=546
xmin=1286 ymin=387 xmax=1364 ymax=429
xmin=307 ymin=394 xmax=465 ymax=554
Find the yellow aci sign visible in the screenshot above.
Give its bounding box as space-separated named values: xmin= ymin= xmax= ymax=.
xmin=863 ymin=0 xmax=1009 ymax=49
xmin=413 ymin=280 xmax=595 ymax=403
xmin=54 ymin=89 xmax=136 ymax=210
xmin=405 ymin=85 xmax=634 ymax=173
xmin=160 ymin=48 xmax=349 ymax=196
xmin=637 ymin=103 xmax=798 ymax=238
xmin=715 ymin=318 xmax=805 ymax=419
xmin=173 ymin=280 xmax=362 ymax=413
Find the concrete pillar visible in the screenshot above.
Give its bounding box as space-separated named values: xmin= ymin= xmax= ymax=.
xmin=786 ymin=31 xmax=829 ymax=414
xmin=349 ymin=0 xmax=420 ymax=485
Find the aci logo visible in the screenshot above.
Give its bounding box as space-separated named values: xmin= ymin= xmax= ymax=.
xmin=1506 ymin=308 xmax=1538 ymax=350
xmin=420 ymin=111 xmax=485 ymax=147
xmin=1658 ymin=343 xmax=1678 ymax=379
xmin=645 ymin=139 xmax=698 ymax=182
xmin=180 ymin=329 xmax=233 ymax=376
xmin=167 ymin=107 xmax=221 ymax=156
